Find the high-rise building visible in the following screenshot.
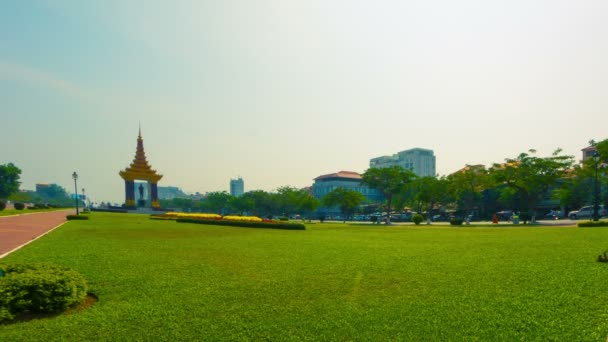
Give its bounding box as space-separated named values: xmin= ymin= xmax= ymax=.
xmin=370 ymin=148 xmax=436 ymax=177
xmin=230 ymin=177 xmax=244 ymax=197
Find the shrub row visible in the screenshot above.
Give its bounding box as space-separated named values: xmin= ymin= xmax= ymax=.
xmin=578 ymin=221 xmax=608 ymax=228
xmin=0 ymin=263 xmax=88 ymax=323
xmin=176 ymin=218 xmax=306 ymax=230
xmin=0 ymin=200 xmax=5 ymax=211
xmin=90 ymin=208 xmax=128 ymax=213
xmin=13 ymin=203 xmax=25 ymax=210
xmin=66 ymin=215 xmax=89 ymax=220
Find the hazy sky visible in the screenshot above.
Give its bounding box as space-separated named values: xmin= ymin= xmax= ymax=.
xmin=2 ymin=0 xmax=608 ymax=203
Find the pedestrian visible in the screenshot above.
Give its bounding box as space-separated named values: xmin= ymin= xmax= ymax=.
xmin=492 ymin=213 xmax=498 ymax=224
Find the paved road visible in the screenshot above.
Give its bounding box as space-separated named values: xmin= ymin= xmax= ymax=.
xmin=0 ymin=209 xmax=74 ymax=258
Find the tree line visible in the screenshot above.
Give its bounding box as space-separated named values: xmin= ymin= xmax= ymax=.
xmin=2 ymin=140 xmax=606 ymax=219
xmin=160 ymin=143 xmax=608 ymax=223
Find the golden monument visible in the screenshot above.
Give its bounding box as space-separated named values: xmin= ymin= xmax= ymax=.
xmin=119 ymin=127 xmax=163 ymax=208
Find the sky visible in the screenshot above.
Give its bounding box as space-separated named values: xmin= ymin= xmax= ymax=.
xmin=1 ymin=0 xmax=608 ymax=204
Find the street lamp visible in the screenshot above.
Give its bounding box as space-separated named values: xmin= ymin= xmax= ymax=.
xmin=72 ymin=172 xmax=79 ymax=215
xmin=593 ymin=151 xmax=600 ymax=222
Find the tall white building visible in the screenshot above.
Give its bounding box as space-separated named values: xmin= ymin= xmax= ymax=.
xmin=230 ymin=177 xmax=244 ymax=197
xmin=370 ymin=148 xmax=436 ymax=177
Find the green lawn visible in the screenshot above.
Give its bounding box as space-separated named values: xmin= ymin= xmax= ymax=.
xmin=1 ymin=213 xmax=608 ymax=341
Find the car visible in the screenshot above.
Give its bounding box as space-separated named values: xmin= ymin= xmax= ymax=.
xmin=568 ymin=205 xmax=607 ymax=220
xmin=496 ymin=210 xmax=513 ymax=221
xmin=543 ymin=210 xmax=564 ymax=220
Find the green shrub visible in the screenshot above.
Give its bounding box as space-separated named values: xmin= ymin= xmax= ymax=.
xmin=66 ymin=215 xmax=89 ymax=220
xmin=177 ymin=218 xmax=305 ymax=230
xmin=0 ymin=263 xmax=88 ymax=323
xmin=578 ymin=221 xmax=608 ymax=228
xmin=598 ymin=251 xmax=608 ymax=263
xmin=450 ymin=218 xmax=464 ymax=226
xmin=13 ymin=202 xmax=25 ymax=210
xmin=412 ymin=214 xmax=424 ymax=225
xmin=278 ymin=217 xmax=289 ymax=221
xmin=0 ymin=200 xmax=5 ymax=211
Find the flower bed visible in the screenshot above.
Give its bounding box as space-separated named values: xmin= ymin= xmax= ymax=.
xmin=151 ymin=212 xmax=305 ymax=230
xmin=176 ymin=217 xmax=305 ymax=230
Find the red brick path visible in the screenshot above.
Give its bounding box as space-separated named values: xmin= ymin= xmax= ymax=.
xmin=0 ymin=210 xmax=74 ymax=257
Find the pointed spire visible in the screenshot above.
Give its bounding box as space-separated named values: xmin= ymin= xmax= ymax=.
xmin=119 ymin=125 xmax=162 ymax=182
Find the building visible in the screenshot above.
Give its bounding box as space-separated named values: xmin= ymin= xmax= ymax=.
xmin=370 ymin=148 xmax=436 ymax=177
xmin=582 ymin=145 xmax=598 ymax=162
xmin=312 ymin=171 xmax=383 ymax=203
xmin=230 ymin=177 xmax=244 ymax=197
xmin=157 ymin=186 xmax=187 ymax=200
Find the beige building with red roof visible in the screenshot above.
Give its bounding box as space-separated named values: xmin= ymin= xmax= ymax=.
xmin=312 ymin=171 xmax=383 ymax=203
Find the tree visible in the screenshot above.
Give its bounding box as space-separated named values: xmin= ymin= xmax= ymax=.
xmin=0 ymin=163 xmax=21 ymax=199
xmin=489 ymin=149 xmax=574 ymax=222
xmin=411 ymin=176 xmax=449 ymax=223
xmin=240 ymin=190 xmax=277 ymax=218
xmin=446 ymin=165 xmax=489 ymax=218
xmin=322 ymin=187 xmax=365 ymax=223
xmin=361 ymin=166 xmax=417 ymax=224
xmin=275 ymin=186 xmax=304 ymax=217
xmin=299 ymin=194 xmax=320 ymax=222
xmin=204 ymin=191 xmax=233 ymax=215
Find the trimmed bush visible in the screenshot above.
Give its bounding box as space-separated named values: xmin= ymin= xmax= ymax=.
xmin=278 ymin=217 xmax=289 ymax=221
xmin=0 ymin=263 xmax=88 ymax=323
xmin=412 ymin=214 xmax=424 ymax=225
xmin=66 ymin=215 xmax=89 ymax=220
xmin=177 ymin=218 xmax=305 ymax=230
xmin=450 ymin=218 xmax=464 ymax=226
xmin=14 ymin=202 xmax=25 ymax=210
xmin=598 ymin=251 xmax=608 ymax=263
xmin=0 ymin=200 xmax=5 ymax=211
xmin=578 ymin=221 xmax=608 ymax=228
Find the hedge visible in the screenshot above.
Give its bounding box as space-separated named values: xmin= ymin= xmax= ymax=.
xmin=0 ymin=263 xmax=88 ymax=323
xmin=578 ymin=221 xmax=608 ymax=228
xmin=66 ymin=215 xmax=89 ymax=220
xmin=176 ymin=218 xmax=305 ymax=230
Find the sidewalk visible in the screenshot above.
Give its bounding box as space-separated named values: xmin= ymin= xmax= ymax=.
xmin=0 ymin=209 xmax=73 ymax=258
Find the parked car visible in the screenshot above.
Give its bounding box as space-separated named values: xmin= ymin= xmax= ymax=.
xmin=542 ymin=210 xmax=564 ymax=220
xmin=568 ymin=205 xmax=607 ymax=220
xmin=496 ymin=210 xmax=513 ymax=221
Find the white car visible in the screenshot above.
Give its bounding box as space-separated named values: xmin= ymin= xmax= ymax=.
xmin=568 ymin=205 xmax=607 ymax=220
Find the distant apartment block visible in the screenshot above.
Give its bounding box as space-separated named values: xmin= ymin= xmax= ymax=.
xmin=35 ymin=183 xmax=50 ymax=194
xmin=370 ymin=148 xmax=436 ymax=177
xmin=230 ymin=177 xmax=244 ymax=197
xmin=581 ymin=145 xmax=598 ymax=162
xmin=157 ymin=186 xmax=187 ymax=200
xmin=312 ymin=171 xmax=383 ymax=203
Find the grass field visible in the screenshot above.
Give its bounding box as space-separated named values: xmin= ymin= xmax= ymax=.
xmin=1 ymin=212 xmax=608 ymax=341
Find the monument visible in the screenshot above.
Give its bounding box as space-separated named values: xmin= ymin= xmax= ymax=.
xmin=119 ymin=127 xmax=163 ymax=209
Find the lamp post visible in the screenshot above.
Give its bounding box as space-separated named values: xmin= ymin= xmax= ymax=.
xmin=72 ymin=172 xmax=79 ymax=215
xmin=593 ymin=151 xmax=600 ymax=222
